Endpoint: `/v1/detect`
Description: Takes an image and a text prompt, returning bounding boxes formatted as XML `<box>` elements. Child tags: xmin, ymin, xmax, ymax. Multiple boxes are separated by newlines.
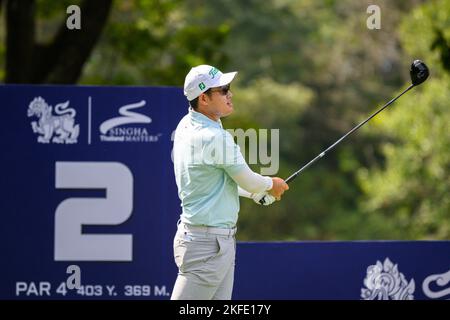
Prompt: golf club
<box><xmin>261</xmin><ymin>59</ymin><xmax>429</xmax><ymax>204</ymax></box>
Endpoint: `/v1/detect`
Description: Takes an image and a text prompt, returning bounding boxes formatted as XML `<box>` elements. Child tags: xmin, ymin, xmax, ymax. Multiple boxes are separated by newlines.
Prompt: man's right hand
<box><xmin>269</xmin><ymin>177</ymin><xmax>289</xmax><ymax>200</ymax></box>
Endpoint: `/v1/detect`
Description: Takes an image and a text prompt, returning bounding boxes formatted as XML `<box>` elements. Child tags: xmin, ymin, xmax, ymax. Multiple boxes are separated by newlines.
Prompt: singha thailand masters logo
<box><xmin>27</xmin><ymin>97</ymin><xmax>80</xmax><ymax>144</ymax></box>
<box><xmin>99</xmin><ymin>100</ymin><xmax>161</xmax><ymax>143</ymax></box>
<box><xmin>361</xmin><ymin>257</ymin><xmax>415</xmax><ymax>300</ymax></box>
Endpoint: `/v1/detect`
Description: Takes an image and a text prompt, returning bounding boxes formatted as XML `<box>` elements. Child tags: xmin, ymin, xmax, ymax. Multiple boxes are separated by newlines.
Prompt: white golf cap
<box><xmin>184</xmin><ymin>65</ymin><xmax>237</xmax><ymax>101</ymax></box>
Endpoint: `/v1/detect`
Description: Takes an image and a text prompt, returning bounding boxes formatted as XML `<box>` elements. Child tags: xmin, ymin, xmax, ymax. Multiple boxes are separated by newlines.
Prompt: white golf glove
<box><xmin>251</xmin><ymin>192</ymin><xmax>276</xmax><ymax>206</ymax></box>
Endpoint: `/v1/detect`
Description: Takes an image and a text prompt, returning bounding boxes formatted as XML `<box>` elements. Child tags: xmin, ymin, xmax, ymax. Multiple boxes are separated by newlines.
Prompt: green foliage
<box><xmin>225</xmin><ymin>77</ymin><xmax>314</xmax><ymax>129</ymax></box>
<box><xmin>357</xmin><ymin>77</ymin><xmax>450</xmax><ymax>238</ymax></box>
<box><xmin>355</xmin><ymin>0</ymin><xmax>450</xmax><ymax>239</ymax></box>
<box><xmin>2</xmin><ymin>0</ymin><xmax>447</xmax><ymax>240</ymax></box>
<box><xmin>227</xmin><ymin>78</ymin><xmax>312</xmax><ymax>165</ymax></box>
<box><xmin>400</xmin><ymin>0</ymin><xmax>450</xmax><ymax>74</ymax></box>
<box><xmin>0</xmin><ymin>19</ymin><xmax>4</xmax><ymax>80</ymax></box>
<box><xmin>35</xmin><ymin>0</ymin><xmax>81</xmax><ymax>17</ymax></box>
<box><xmin>34</xmin><ymin>0</ymin><xmax>82</xmax><ymax>43</ymax></box>
<box><xmin>80</xmin><ymin>0</ymin><xmax>229</xmax><ymax>85</ymax></box>
<box><xmin>209</xmin><ymin>0</ymin><xmax>422</xmax><ymax>240</ymax></box>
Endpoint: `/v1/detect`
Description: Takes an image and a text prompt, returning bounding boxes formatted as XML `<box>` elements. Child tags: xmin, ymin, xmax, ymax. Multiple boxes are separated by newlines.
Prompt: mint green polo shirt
<box><xmin>173</xmin><ymin>108</ymin><xmax>246</xmax><ymax>228</ymax></box>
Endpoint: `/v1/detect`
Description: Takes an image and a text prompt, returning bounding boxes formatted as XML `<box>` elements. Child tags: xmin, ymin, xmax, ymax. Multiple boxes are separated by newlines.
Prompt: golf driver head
<box><xmin>410</xmin><ymin>60</ymin><xmax>429</xmax><ymax>86</ymax></box>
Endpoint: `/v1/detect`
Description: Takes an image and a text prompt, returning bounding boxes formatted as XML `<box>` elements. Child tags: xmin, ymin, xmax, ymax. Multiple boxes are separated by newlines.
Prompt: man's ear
<box><xmin>198</xmin><ymin>92</ymin><xmax>209</xmax><ymax>106</ymax></box>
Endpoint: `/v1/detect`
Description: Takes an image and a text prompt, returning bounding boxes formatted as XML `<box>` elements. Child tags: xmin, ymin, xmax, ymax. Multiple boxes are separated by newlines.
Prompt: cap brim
<box><xmin>218</xmin><ymin>71</ymin><xmax>237</xmax><ymax>86</ymax></box>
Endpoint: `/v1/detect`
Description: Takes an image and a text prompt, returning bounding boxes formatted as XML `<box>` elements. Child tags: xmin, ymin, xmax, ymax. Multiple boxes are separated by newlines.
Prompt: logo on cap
<box><xmin>209</xmin><ymin>67</ymin><xmax>219</xmax><ymax>79</ymax></box>
<box><xmin>198</xmin><ymin>82</ymin><xmax>206</xmax><ymax>90</ymax></box>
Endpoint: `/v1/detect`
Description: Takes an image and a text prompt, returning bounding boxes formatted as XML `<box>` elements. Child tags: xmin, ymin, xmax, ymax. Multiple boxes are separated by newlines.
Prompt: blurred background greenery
<box><xmin>1</xmin><ymin>0</ymin><xmax>448</xmax><ymax>240</ymax></box>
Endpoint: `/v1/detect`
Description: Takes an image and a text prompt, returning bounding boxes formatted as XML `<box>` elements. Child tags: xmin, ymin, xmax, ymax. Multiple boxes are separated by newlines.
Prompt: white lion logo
<box><xmin>361</xmin><ymin>257</ymin><xmax>415</xmax><ymax>300</ymax></box>
<box><xmin>27</xmin><ymin>97</ymin><xmax>80</xmax><ymax>144</ymax></box>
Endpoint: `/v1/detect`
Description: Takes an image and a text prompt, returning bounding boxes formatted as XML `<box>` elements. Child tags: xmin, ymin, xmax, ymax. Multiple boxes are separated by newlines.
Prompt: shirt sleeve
<box><xmin>207</xmin><ymin>130</ymin><xmax>273</xmax><ymax>194</ymax></box>
<box><xmin>228</xmin><ymin>163</ymin><xmax>273</xmax><ymax>194</ymax></box>
<box><xmin>238</xmin><ymin>186</ymin><xmax>252</xmax><ymax>198</ymax></box>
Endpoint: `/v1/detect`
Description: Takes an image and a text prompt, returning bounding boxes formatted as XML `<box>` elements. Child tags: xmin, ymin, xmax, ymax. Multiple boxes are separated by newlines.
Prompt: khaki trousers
<box><xmin>170</xmin><ymin>222</ymin><xmax>236</xmax><ymax>300</ymax></box>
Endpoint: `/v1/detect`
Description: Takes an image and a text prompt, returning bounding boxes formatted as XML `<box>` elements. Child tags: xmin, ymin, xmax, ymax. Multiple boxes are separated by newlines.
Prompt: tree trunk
<box><xmin>5</xmin><ymin>0</ymin><xmax>36</xmax><ymax>83</ymax></box>
<box><xmin>5</xmin><ymin>0</ymin><xmax>113</xmax><ymax>84</ymax></box>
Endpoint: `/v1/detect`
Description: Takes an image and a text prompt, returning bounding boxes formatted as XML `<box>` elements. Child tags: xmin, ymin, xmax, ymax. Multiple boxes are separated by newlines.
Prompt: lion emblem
<box><xmin>27</xmin><ymin>97</ymin><xmax>80</xmax><ymax>144</ymax></box>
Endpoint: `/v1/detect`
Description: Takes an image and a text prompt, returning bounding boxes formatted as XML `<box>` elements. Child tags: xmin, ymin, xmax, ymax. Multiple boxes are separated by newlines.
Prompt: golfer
<box><xmin>170</xmin><ymin>65</ymin><xmax>289</xmax><ymax>300</ymax></box>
